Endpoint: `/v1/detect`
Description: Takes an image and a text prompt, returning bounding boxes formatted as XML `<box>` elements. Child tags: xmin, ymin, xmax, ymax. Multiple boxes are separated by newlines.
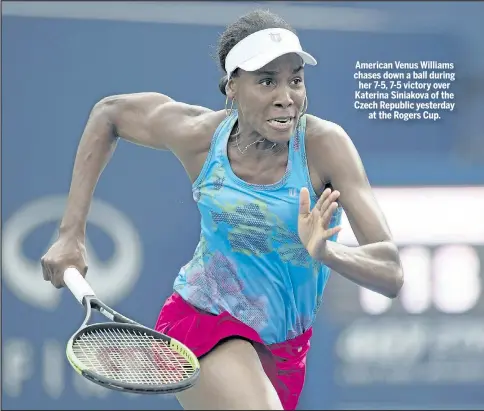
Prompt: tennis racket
<box><xmin>63</xmin><ymin>267</ymin><xmax>200</xmax><ymax>394</ymax></box>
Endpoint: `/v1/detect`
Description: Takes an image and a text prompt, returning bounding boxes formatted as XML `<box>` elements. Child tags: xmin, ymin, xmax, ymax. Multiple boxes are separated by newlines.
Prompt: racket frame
<box><xmin>66</xmin><ymin>320</ymin><xmax>200</xmax><ymax>394</ymax></box>
<box><xmin>63</xmin><ymin>269</ymin><xmax>200</xmax><ymax>394</ymax></box>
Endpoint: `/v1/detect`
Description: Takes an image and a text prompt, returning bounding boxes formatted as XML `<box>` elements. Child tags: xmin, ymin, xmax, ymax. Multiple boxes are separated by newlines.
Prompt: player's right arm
<box><xmin>41</xmin><ymin>92</ymin><xmax>212</xmax><ymax>288</ymax></box>
<box><xmin>99</xmin><ymin>92</ymin><xmax>213</xmax><ymax>151</ymax></box>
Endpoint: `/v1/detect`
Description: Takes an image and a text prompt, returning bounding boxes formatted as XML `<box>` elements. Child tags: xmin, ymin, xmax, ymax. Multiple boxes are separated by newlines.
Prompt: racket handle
<box><xmin>63</xmin><ymin>267</ymin><xmax>96</xmax><ymax>304</ymax></box>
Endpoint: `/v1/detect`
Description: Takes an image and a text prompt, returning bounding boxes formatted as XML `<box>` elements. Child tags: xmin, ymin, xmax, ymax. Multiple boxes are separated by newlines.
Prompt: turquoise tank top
<box><xmin>173</xmin><ymin>111</ymin><xmax>342</xmax><ymax>344</ymax></box>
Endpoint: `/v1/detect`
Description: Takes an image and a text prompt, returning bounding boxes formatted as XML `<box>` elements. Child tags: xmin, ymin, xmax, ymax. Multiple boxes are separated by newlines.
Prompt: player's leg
<box><xmin>175</xmin><ymin>338</ymin><xmax>283</xmax><ymax>410</ymax></box>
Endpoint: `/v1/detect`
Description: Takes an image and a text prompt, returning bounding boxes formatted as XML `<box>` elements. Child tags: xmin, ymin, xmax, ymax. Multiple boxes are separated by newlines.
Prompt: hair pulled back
<box><xmin>216</xmin><ymin>9</ymin><xmax>296</xmax><ymax>96</ymax></box>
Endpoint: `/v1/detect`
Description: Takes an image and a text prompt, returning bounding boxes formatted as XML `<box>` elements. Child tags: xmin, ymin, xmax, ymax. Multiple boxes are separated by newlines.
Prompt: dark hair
<box><xmin>216</xmin><ymin>9</ymin><xmax>296</xmax><ymax>96</ymax></box>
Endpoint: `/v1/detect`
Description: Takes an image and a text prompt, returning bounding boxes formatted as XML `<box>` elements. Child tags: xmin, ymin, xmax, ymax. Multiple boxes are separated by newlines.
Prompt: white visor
<box><xmin>225</xmin><ymin>28</ymin><xmax>317</xmax><ymax>79</ymax></box>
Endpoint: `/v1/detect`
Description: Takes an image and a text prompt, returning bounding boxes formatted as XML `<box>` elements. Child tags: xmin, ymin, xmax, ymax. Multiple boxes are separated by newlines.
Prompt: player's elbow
<box><xmin>387</xmin><ymin>264</ymin><xmax>404</xmax><ymax>299</ymax></box>
<box><xmin>382</xmin><ymin>242</ymin><xmax>404</xmax><ymax>299</ymax></box>
<box><xmin>386</xmin><ymin>253</ymin><xmax>404</xmax><ymax>299</ymax></box>
<box><xmin>91</xmin><ymin>95</ymin><xmax>131</xmax><ymax>136</ymax></box>
<box><xmin>93</xmin><ymin>95</ymin><xmax>123</xmax><ymax>120</ymax></box>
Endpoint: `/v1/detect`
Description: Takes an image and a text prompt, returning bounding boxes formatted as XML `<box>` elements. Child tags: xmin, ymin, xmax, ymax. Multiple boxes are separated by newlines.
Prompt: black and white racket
<box><xmin>63</xmin><ymin>267</ymin><xmax>200</xmax><ymax>394</ymax></box>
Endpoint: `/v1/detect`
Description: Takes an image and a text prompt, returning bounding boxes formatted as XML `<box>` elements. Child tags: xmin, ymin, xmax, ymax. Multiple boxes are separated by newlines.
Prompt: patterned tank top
<box><xmin>173</xmin><ymin>111</ymin><xmax>342</xmax><ymax>344</ymax></box>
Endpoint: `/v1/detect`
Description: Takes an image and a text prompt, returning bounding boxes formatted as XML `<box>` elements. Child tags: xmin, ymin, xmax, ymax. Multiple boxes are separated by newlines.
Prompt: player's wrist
<box><xmin>315</xmin><ymin>240</ymin><xmax>332</xmax><ymax>263</ymax></box>
<box><xmin>58</xmin><ymin>223</ymin><xmax>86</xmax><ymax>242</ymax></box>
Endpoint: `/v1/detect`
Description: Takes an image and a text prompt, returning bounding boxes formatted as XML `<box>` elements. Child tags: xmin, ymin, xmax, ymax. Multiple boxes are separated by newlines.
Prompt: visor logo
<box><xmin>269</xmin><ymin>33</ymin><xmax>282</xmax><ymax>42</ymax></box>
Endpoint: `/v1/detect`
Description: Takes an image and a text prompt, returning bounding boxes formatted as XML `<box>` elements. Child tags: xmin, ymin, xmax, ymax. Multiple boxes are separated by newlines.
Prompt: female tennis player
<box><xmin>41</xmin><ymin>9</ymin><xmax>404</xmax><ymax>410</ymax></box>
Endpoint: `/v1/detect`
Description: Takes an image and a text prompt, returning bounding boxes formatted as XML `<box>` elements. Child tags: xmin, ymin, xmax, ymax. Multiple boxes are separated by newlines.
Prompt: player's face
<box><xmin>228</xmin><ymin>54</ymin><xmax>306</xmax><ymax>144</ymax></box>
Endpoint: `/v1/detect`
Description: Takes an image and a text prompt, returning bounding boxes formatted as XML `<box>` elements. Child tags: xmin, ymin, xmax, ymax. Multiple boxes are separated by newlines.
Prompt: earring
<box><xmin>225</xmin><ymin>96</ymin><xmax>235</xmax><ymax>117</ymax></box>
<box><xmin>300</xmin><ymin>95</ymin><xmax>308</xmax><ymax>117</ymax></box>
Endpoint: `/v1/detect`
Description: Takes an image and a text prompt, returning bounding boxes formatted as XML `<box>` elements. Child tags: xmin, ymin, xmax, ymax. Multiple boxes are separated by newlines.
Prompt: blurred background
<box><xmin>2</xmin><ymin>1</ymin><xmax>484</xmax><ymax>409</ymax></box>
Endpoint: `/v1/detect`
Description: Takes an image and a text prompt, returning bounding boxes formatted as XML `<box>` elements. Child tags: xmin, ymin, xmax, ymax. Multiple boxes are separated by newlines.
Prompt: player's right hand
<box><xmin>40</xmin><ymin>235</ymin><xmax>88</xmax><ymax>289</ymax></box>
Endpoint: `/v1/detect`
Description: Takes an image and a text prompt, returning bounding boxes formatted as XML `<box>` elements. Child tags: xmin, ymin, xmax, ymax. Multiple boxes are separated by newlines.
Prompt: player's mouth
<box><xmin>267</xmin><ymin>117</ymin><xmax>294</xmax><ymax>131</ymax></box>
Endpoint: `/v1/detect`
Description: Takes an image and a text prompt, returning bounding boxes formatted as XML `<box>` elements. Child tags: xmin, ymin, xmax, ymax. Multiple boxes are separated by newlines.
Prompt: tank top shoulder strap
<box><xmin>193</xmin><ymin>111</ymin><xmax>237</xmax><ymax>189</ymax></box>
<box><xmin>288</xmin><ymin>114</ymin><xmax>319</xmax><ymax>200</ymax></box>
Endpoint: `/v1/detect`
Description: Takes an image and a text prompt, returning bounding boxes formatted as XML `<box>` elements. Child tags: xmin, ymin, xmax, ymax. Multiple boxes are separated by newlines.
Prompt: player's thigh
<box><xmin>175</xmin><ymin>338</ymin><xmax>283</xmax><ymax>410</ymax></box>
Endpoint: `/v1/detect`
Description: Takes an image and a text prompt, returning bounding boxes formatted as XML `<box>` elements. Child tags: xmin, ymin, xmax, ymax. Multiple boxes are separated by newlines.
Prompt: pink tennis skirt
<box><xmin>154</xmin><ymin>292</ymin><xmax>312</xmax><ymax>410</ymax></box>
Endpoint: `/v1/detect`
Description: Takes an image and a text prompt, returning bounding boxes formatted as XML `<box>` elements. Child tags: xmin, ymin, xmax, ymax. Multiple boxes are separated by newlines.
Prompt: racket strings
<box><xmin>72</xmin><ymin>327</ymin><xmax>195</xmax><ymax>386</ymax></box>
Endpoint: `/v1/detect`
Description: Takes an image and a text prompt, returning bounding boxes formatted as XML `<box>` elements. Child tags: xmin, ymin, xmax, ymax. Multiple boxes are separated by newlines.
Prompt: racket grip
<box><xmin>63</xmin><ymin>267</ymin><xmax>96</xmax><ymax>304</ymax></box>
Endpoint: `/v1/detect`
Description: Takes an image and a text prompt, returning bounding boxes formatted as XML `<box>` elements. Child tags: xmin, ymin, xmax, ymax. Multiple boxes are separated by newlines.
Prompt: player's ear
<box><xmin>226</xmin><ymin>76</ymin><xmax>238</xmax><ymax>100</ymax></box>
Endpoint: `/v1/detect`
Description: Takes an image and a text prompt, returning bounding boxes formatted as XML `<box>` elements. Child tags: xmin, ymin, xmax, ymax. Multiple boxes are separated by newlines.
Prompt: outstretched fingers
<box><xmin>298</xmin><ymin>187</ymin><xmax>311</xmax><ymax>216</ymax></box>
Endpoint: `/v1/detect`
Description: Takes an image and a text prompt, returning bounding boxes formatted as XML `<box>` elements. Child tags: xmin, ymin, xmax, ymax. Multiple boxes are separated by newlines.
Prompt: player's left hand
<box><xmin>298</xmin><ymin>187</ymin><xmax>342</xmax><ymax>261</ymax></box>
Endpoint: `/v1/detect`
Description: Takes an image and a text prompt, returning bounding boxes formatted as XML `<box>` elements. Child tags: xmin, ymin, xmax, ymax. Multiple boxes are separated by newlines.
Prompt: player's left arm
<box><xmin>308</xmin><ymin>117</ymin><xmax>404</xmax><ymax>298</ymax></box>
